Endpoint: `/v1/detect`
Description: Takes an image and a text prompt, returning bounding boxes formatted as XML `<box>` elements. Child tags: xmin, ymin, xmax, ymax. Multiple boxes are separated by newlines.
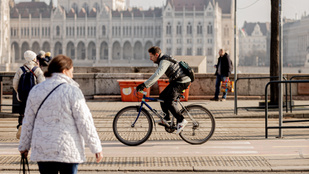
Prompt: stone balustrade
<box><xmin>1</xmin><ymin>72</ymin><xmax>308</xmax><ymax>97</ymax></box>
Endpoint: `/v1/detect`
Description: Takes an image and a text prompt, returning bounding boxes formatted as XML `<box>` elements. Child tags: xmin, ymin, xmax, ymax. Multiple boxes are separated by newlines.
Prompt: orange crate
<box><xmin>117</xmin><ymin>80</ymin><xmax>150</xmax><ymax>102</ymax></box>
<box><xmin>157</xmin><ymin>79</ymin><xmax>190</xmax><ymax>101</ymax></box>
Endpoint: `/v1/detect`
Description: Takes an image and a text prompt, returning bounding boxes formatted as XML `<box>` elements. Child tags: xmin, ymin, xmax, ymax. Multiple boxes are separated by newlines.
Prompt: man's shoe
<box><xmin>176</xmin><ymin>119</ymin><xmax>188</xmax><ymax>135</ymax></box>
<box><xmin>210</xmin><ymin>97</ymin><xmax>219</xmax><ymax>101</ymax></box>
<box><xmin>221</xmin><ymin>98</ymin><xmax>226</xmax><ymax>102</ymax></box>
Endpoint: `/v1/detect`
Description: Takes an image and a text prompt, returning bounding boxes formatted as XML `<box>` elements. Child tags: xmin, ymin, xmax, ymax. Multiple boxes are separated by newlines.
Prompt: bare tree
<box><xmin>270</xmin><ymin>0</ymin><xmax>279</xmax><ymax>104</ymax></box>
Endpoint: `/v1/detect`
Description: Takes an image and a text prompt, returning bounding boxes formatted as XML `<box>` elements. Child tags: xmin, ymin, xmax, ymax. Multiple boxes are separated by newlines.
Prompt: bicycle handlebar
<box><xmin>138</xmin><ymin>91</ymin><xmax>147</xmax><ymax>95</ymax></box>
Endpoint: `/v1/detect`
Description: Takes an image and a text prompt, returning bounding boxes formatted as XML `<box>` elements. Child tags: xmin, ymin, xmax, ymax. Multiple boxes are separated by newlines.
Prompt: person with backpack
<box><xmin>210</xmin><ymin>49</ymin><xmax>233</xmax><ymax>102</ymax></box>
<box><xmin>135</xmin><ymin>46</ymin><xmax>192</xmax><ymax>135</ymax></box>
<box><xmin>13</xmin><ymin>50</ymin><xmax>45</xmax><ymax>132</ymax></box>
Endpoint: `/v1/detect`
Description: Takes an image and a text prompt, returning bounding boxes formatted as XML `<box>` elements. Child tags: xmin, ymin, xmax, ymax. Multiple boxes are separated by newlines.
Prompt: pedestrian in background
<box><xmin>18</xmin><ymin>55</ymin><xmax>103</xmax><ymax>174</ymax></box>
<box><xmin>36</xmin><ymin>50</ymin><xmax>49</xmax><ymax>68</ymax></box>
<box><xmin>45</xmin><ymin>52</ymin><xmax>52</xmax><ymax>63</ymax></box>
<box><xmin>13</xmin><ymin>50</ymin><xmax>45</xmax><ymax>132</ymax></box>
<box><xmin>210</xmin><ymin>49</ymin><xmax>233</xmax><ymax>101</ymax></box>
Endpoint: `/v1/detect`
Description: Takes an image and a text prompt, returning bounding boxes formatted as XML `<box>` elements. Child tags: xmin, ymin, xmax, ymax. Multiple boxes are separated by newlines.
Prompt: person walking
<box><xmin>45</xmin><ymin>52</ymin><xmax>52</xmax><ymax>63</ymax></box>
<box><xmin>210</xmin><ymin>49</ymin><xmax>233</xmax><ymax>101</ymax></box>
<box><xmin>36</xmin><ymin>50</ymin><xmax>49</xmax><ymax>68</ymax></box>
<box><xmin>13</xmin><ymin>50</ymin><xmax>45</xmax><ymax>132</ymax></box>
<box><xmin>135</xmin><ymin>46</ymin><xmax>191</xmax><ymax>135</ymax></box>
<box><xmin>18</xmin><ymin>55</ymin><xmax>103</xmax><ymax>174</ymax></box>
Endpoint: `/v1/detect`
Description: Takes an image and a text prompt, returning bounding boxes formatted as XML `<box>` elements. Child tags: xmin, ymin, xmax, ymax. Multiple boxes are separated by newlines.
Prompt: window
<box><xmin>176</xmin><ymin>48</ymin><xmax>182</xmax><ymax>55</ymax></box>
<box><xmin>176</xmin><ymin>22</ymin><xmax>182</xmax><ymax>35</ymax></box>
<box><xmin>197</xmin><ymin>22</ymin><xmax>202</xmax><ymax>35</ymax></box>
<box><xmin>166</xmin><ymin>22</ymin><xmax>172</xmax><ymax>35</ymax></box>
<box><xmin>207</xmin><ymin>48</ymin><xmax>212</xmax><ymax>55</ymax></box>
<box><xmin>197</xmin><ymin>48</ymin><xmax>203</xmax><ymax>55</ymax></box>
<box><xmin>187</xmin><ymin>22</ymin><xmax>192</xmax><ymax>35</ymax></box>
<box><xmin>224</xmin><ymin>26</ymin><xmax>229</xmax><ymax>37</ymax></box>
<box><xmin>187</xmin><ymin>48</ymin><xmax>192</xmax><ymax>55</ymax></box>
<box><xmin>56</xmin><ymin>26</ymin><xmax>60</xmax><ymax>36</ymax></box>
<box><xmin>207</xmin><ymin>22</ymin><xmax>213</xmax><ymax>34</ymax></box>
<box><xmin>166</xmin><ymin>48</ymin><xmax>172</xmax><ymax>55</ymax></box>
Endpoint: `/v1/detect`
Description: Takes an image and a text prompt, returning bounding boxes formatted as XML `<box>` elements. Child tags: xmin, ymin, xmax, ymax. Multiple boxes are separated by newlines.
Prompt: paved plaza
<box><xmin>0</xmin><ymin>99</ymin><xmax>308</xmax><ymax>173</ymax></box>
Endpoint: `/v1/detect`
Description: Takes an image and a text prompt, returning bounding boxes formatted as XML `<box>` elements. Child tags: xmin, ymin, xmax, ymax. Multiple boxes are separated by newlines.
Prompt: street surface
<box><xmin>0</xmin><ymin>99</ymin><xmax>308</xmax><ymax>173</ymax></box>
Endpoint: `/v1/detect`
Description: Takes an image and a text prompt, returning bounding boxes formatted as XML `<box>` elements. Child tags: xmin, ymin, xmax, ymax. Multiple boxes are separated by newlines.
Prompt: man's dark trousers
<box><xmin>215</xmin><ymin>74</ymin><xmax>227</xmax><ymax>99</ymax></box>
<box><xmin>159</xmin><ymin>81</ymin><xmax>190</xmax><ymax>123</ymax></box>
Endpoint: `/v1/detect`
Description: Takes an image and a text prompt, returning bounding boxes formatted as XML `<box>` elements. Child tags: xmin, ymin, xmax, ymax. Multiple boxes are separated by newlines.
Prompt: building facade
<box><xmin>283</xmin><ymin>15</ymin><xmax>309</xmax><ymax>67</ymax></box>
<box><xmin>238</xmin><ymin>22</ymin><xmax>270</xmax><ymax>66</ymax></box>
<box><xmin>0</xmin><ymin>0</ymin><xmax>10</xmax><ymax>65</ymax></box>
<box><xmin>9</xmin><ymin>0</ymin><xmax>235</xmax><ymax>71</ymax></box>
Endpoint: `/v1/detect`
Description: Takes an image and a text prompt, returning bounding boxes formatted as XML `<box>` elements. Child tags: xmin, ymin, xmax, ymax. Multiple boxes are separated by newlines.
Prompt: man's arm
<box><xmin>227</xmin><ymin>54</ymin><xmax>233</xmax><ymax>77</ymax></box>
<box><xmin>144</xmin><ymin>60</ymin><xmax>170</xmax><ymax>88</ymax></box>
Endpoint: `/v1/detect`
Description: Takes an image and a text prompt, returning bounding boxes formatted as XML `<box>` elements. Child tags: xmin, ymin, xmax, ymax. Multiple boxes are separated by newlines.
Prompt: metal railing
<box><xmin>234</xmin><ymin>76</ymin><xmax>288</xmax><ymax>115</ymax></box>
<box><xmin>265</xmin><ymin>80</ymin><xmax>309</xmax><ymax>138</ymax></box>
<box><xmin>289</xmin><ymin>75</ymin><xmax>309</xmax><ymax>113</ymax></box>
<box><xmin>0</xmin><ymin>75</ymin><xmax>17</xmax><ymax>112</ymax></box>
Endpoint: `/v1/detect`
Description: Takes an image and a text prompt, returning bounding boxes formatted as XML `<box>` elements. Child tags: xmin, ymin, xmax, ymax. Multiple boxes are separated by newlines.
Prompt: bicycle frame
<box><xmin>131</xmin><ymin>91</ymin><xmax>196</xmax><ymax>127</ymax></box>
<box><xmin>132</xmin><ymin>93</ymin><xmax>164</xmax><ymax>127</ymax></box>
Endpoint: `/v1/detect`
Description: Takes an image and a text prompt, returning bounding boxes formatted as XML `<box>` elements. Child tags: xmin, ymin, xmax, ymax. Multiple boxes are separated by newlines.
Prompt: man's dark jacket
<box><xmin>215</xmin><ymin>53</ymin><xmax>233</xmax><ymax>77</ymax></box>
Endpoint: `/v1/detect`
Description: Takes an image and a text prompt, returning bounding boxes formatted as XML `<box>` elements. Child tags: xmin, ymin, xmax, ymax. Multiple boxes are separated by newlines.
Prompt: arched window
<box><xmin>56</xmin><ymin>26</ymin><xmax>60</xmax><ymax>36</ymax></box>
<box><xmin>102</xmin><ymin>25</ymin><xmax>106</xmax><ymax>35</ymax></box>
<box><xmin>197</xmin><ymin>22</ymin><xmax>203</xmax><ymax>35</ymax></box>
<box><xmin>224</xmin><ymin>25</ymin><xmax>229</xmax><ymax>37</ymax></box>
<box><xmin>187</xmin><ymin>22</ymin><xmax>192</xmax><ymax>35</ymax></box>
<box><xmin>176</xmin><ymin>22</ymin><xmax>182</xmax><ymax>35</ymax></box>
<box><xmin>207</xmin><ymin>22</ymin><xmax>213</xmax><ymax>34</ymax></box>
<box><xmin>166</xmin><ymin>22</ymin><xmax>172</xmax><ymax>35</ymax></box>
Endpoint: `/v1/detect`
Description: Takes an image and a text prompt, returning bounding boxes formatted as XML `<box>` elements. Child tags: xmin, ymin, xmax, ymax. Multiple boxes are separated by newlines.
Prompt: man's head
<box><xmin>38</xmin><ymin>50</ymin><xmax>46</xmax><ymax>58</ymax></box>
<box><xmin>45</xmin><ymin>52</ymin><xmax>51</xmax><ymax>57</ymax></box>
<box><xmin>219</xmin><ymin>49</ymin><xmax>225</xmax><ymax>57</ymax></box>
<box><xmin>148</xmin><ymin>46</ymin><xmax>161</xmax><ymax>63</ymax></box>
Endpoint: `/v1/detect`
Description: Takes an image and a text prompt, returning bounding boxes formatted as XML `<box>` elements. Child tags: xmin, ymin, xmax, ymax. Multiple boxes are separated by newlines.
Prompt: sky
<box><xmin>15</xmin><ymin>0</ymin><xmax>309</xmax><ymax>28</ymax></box>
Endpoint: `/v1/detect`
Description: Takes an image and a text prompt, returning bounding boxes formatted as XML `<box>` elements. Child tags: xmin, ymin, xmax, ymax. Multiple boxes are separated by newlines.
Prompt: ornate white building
<box><xmin>0</xmin><ymin>0</ymin><xmax>11</xmax><ymax>65</ymax></box>
<box><xmin>283</xmin><ymin>15</ymin><xmax>309</xmax><ymax>67</ymax></box>
<box><xmin>239</xmin><ymin>22</ymin><xmax>270</xmax><ymax>66</ymax></box>
<box><xmin>9</xmin><ymin>0</ymin><xmax>235</xmax><ymax>71</ymax></box>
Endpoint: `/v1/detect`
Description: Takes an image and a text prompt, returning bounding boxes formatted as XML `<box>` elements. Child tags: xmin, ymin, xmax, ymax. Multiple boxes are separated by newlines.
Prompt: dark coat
<box><xmin>215</xmin><ymin>53</ymin><xmax>233</xmax><ymax>77</ymax></box>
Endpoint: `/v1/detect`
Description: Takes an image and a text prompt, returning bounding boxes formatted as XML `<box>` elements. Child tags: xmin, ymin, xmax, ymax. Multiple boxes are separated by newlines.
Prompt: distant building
<box><xmin>283</xmin><ymin>15</ymin><xmax>309</xmax><ymax>67</ymax></box>
<box><xmin>238</xmin><ymin>21</ymin><xmax>270</xmax><ymax>66</ymax></box>
<box><xmin>0</xmin><ymin>0</ymin><xmax>11</xmax><ymax>65</ymax></box>
<box><xmin>8</xmin><ymin>0</ymin><xmax>236</xmax><ymax>72</ymax></box>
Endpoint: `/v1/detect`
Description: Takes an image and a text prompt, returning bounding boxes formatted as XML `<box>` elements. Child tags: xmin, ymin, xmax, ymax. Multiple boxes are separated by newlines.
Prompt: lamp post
<box><xmin>278</xmin><ymin>0</ymin><xmax>283</xmax><ymax>138</ymax></box>
<box><xmin>234</xmin><ymin>0</ymin><xmax>237</xmax><ymax>114</ymax></box>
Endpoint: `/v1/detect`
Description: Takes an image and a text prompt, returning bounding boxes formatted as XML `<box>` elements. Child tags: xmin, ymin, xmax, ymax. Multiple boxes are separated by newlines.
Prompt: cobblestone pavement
<box><xmin>0</xmin><ymin>99</ymin><xmax>308</xmax><ymax>172</ymax></box>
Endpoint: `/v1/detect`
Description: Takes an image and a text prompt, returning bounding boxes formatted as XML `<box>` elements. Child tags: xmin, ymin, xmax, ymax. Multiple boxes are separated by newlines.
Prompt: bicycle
<box><xmin>113</xmin><ymin>91</ymin><xmax>216</xmax><ymax>146</ymax></box>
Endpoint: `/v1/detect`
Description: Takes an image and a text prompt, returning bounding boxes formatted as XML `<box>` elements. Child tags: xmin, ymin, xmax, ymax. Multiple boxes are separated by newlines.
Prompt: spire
<box><xmin>49</xmin><ymin>0</ymin><xmax>54</xmax><ymax>8</ymax></box>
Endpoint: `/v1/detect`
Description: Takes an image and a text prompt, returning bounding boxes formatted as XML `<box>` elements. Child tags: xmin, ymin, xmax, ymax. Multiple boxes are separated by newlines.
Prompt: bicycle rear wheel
<box><xmin>113</xmin><ymin>106</ymin><xmax>153</xmax><ymax>146</ymax></box>
<box><xmin>179</xmin><ymin>105</ymin><xmax>215</xmax><ymax>145</ymax></box>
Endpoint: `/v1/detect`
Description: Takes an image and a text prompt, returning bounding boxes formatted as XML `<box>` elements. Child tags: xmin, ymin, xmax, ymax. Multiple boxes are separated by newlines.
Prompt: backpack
<box><xmin>17</xmin><ymin>66</ymin><xmax>38</xmax><ymax>102</ymax></box>
<box><xmin>162</xmin><ymin>55</ymin><xmax>195</xmax><ymax>82</ymax></box>
<box><xmin>179</xmin><ymin>61</ymin><xmax>195</xmax><ymax>82</ymax></box>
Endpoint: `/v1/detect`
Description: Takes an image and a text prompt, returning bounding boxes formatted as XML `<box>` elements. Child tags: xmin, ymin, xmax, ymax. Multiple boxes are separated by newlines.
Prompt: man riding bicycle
<box><xmin>136</xmin><ymin>46</ymin><xmax>191</xmax><ymax>135</ymax></box>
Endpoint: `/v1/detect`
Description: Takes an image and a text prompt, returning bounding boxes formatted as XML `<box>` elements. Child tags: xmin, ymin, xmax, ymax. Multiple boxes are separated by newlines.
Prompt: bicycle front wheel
<box><xmin>113</xmin><ymin>106</ymin><xmax>153</xmax><ymax>146</ymax></box>
<box><xmin>180</xmin><ymin>105</ymin><xmax>215</xmax><ymax>145</ymax></box>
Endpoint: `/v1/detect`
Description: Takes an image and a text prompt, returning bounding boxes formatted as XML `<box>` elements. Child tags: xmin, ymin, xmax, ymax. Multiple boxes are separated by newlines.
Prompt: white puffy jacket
<box><xmin>18</xmin><ymin>73</ymin><xmax>102</xmax><ymax>163</ymax></box>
